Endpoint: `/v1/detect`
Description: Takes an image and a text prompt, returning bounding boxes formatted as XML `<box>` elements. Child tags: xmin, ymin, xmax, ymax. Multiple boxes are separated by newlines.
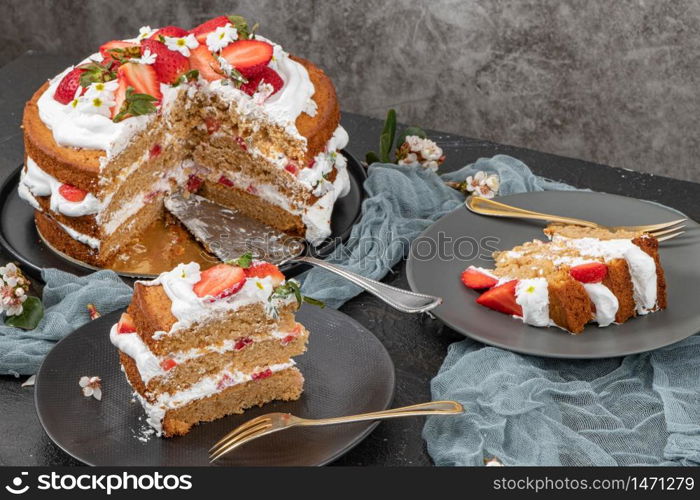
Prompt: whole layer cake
<box><xmin>111</xmin><ymin>256</ymin><xmax>310</xmax><ymax>437</ymax></box>
<box><xmin>460</xmin><ymin>224</ymin><xmax>667</xmax><ymax>333</ymax></box>
<box><xmin>20</xmin><ymin>15</ymin><xmax>349</xmax><ymax>267</ymax></box>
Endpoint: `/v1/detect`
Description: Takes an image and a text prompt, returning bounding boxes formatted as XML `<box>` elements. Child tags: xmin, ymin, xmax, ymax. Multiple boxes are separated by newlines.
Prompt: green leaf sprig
<box><xmin>365</xmin><ymin>109</ymin><xmax>428</xmax><ymax>166</ymax></box>
<box><xmin>112</xmin><ymin>87</ymin><xmax>158</xmax><ymax>123</ymax></box>
<box><xmin>226</xmin><ymin>252</ymin><xmax>254</xmax><ymax>269</ymax></box>
<box><xmin>78</xmin><ymin>62</ymin><xmax>116</xmax><ymax>88</ymax></box>
<box><xmin>270</xmin><ymin>280</ymin><xmax>325</xmax><ymax>308</ymax></box>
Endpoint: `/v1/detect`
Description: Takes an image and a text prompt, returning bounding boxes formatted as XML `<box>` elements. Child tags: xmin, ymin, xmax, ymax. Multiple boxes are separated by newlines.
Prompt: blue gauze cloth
<box><xmin>0</xmin><ymin>268</ymin><xmax>132</xmax><ymax>376</ymax></box>
<box><xmin>301</xmin><ymin>154</ymin><xmax>700</xmax><ymax>466</ymax></box>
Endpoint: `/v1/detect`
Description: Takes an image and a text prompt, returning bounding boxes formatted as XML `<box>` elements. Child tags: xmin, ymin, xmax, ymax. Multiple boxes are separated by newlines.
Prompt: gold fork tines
<box><xmin>208</xmin><ymin>400</ymin><xmax>464</xmax><ymax>462</ymax></box>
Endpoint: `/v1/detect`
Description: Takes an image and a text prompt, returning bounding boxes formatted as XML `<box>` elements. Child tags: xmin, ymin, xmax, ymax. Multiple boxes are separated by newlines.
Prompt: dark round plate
<box><xmin>407</xmin><ymin>191</ymin><xmax>700</xmax><ymax>359</ymax></box>
<box><xmin>0</xmin><ymin>150</ymin><xmax>366</xmax><ymax>281</ymax></box>
<box><xmin>34</xmin><ymin>304</ymin><xmax>394</xmax><ymax>466</ymax></box>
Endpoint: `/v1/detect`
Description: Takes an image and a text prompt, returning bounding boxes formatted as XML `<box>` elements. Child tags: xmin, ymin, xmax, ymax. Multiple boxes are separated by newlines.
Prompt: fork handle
<box><xmin>298</xmin><ymin>401</ymin><xmax>464</xmax><ymax>427</ymax></box>
<box><xmin>467</xmin><ymin>196</ymin><xmax>599</xmax><ymax>228</ymax></box>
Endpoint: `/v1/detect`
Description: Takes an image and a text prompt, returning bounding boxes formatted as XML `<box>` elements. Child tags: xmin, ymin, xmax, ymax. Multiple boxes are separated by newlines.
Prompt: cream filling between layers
<box><xmin>138</xmin><ymin>262</ymin><xmax>296</xmax><ymax>338</ymax></box>
<box><xmin>129</xmin><ymin>359</ymin><xmax>296</xmax><ymax>435</ymax></box>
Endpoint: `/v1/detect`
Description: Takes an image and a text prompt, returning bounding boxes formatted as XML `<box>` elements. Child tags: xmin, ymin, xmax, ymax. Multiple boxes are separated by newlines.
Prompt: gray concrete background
<box><xmin>3</xmin><ymin>0</ymin><xmax>699</xmax><ymax>181</ymax></box>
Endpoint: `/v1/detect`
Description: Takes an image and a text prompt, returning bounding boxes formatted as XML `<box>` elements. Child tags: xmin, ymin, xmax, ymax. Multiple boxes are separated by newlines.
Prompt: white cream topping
<box><xmin>303</xmin><ymin>165</ymin><xmax>351</xmax><ymax>245</ymax></box>
<box><xmin>514</xmin><ymin>278</ymin><xmax>551</xmax><ymax>327</ymax></box>
<box><xmin>21</xmin><ymin>157</ymin><xmax>103</xmax><ymax>217</ymax></box>
<box><xmin>583</xmin><ymin>282</ymin><xmax>619</xmax><ymax>327</ymax></box>
<box><xmin>55</xmin><ymin>220</ymin><xmax>100</xmax><ymax>249</ymax></box>
<box><xmin>132</xmin><ymin>360</ymin><xmax>295</xmax><ymax>435</ymax></box>
<box><xmin>138</xmin><ymin>262</ymin><xmax>294</xmax><ymax>337</ymax></box>
<box><xmin>554</xmin><ymin>236</ymin><xmax>658</xmax><ymax>314</ymax></box>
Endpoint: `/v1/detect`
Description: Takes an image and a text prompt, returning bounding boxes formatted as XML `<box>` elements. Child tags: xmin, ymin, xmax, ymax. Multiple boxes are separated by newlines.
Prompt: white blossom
<box><xmin>206</xmin><ymin>23</ymin><xmax>238</xmax><ymax>52</ymax></box>
<box><xmin>465</xmin><ymin>171</ymin><xmax>500</xmax><ymax>199</ymax></box>
<box><xmin>136</xmin><ymin>25</ymin><xmax>155</xmax><ymax>40</ymax></box>
<box><xmin>79</xmin><ymin>376</ymin><xmax>102</xmax><ymax>401</ymax></box>
<box><xmin>164</xmin><ymin>34</ymin><xmax>199</xmax><ymax>57</ymax></box>
<box><xmin>131</xmin><ymin>48</ymin><xmax>157</xmax><ymax>65</ymax></box>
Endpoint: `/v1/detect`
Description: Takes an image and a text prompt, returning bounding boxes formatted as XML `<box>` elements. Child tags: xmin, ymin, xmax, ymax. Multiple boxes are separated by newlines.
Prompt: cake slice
<box><xmin>460</xmin><ymin>224</ymin><xmax>667</xmax><ymax>334</ymax></box>
<box><xmin>110</xmin><ymin>256</ymin><xmax>314</xmax><ymax>436</ymax></box>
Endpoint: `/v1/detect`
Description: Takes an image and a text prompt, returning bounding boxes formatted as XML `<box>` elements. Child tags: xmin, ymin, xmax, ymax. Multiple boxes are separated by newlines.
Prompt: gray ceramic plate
<box><xmin>406</xmin><ymin>191</ymin><xmax>700</xmax><ymax>358</ymax></box>
<box><xmin>34</xmin><ymin>305</ymin><xmax>395</xmax><ymax>466</ymax></box>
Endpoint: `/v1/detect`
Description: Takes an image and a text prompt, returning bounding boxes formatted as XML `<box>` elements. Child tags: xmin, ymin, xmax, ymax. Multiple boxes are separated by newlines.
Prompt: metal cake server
<box><xmin>165</xmin><ymin>192</ymin><xmax>442</xmax><ymax>313</ymax></box>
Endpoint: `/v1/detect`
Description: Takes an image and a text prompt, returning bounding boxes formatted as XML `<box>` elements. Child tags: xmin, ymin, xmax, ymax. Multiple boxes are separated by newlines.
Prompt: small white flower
<box><xmin>164</xmin><ymin>34</ymin><xmax>199</xmax><ymax>57</ymax></box>
<box><xmin>206</xmin><ymin>23</ymin><xmax>238</xmax><ymax>52</ymax></box>
<box><xmin>398</xmin><ymin>152</ymin><xmax>419</xmax><ymax>166</ymax></box>
<box><xmin>83</xmin><ymin>80</ymin><xmax>118</xmax><ymax>98</ymax></box>
<box><xmin>14</xmin><ymin>288</ymin><xmax>24</xmax><ymax>297</ymax></box>
<box><xmin>5</xmin><ymin>304</ymin><xmax>22</xmax><ymax>316</ymax></box>
<box><xmin>131</xmin><ymin>48</ymin><xmax>157</xmax><ymax>65</ymax></box>
<box><xmin>5</xmin><ymin>276</ymin><xmax>17</xmax><ymax>287</ymax></box>
<box><xmin>216</xmin><ymin>55</ymin><xmax>234</xmax><ymax>76</ymax></box>
<box><xmin>75</xmin><ymin>94</ymin><xmax>115</xmax><ymax>117</ymax></box>
<box><xmin>79</xmin><ymin>376</ymin><xmax>102</xmax><ymax>400</ymax></box>
<box><xmin>137</xmin><ymin>25</ymin><xmax>155</xmax><ymax>40</ymax></box>
<box><xmin>406</xmin><ymin>135</ymin><xmax>424</xmax><ymax>152</ymax></box>
<box><xmin>465</xmin><ymin>170</ymin><xmax>500</xmax><ymax>199</ymax></box>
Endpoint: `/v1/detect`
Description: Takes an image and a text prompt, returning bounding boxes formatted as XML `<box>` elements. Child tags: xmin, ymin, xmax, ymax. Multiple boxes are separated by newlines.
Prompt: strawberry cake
<box><xmin>20</xmin><ymin>15</ymin><xmax>349</xmax><ymax>268</ymax></box>
<box><xmin>460</xmin><ymin>224</ymin><xmax>667</xmax><ymax>334</ymax></box>
<box><xmin>111</xmin><ymin>254</ymin><xmax>311</xmax><ymax>437</ymax></box>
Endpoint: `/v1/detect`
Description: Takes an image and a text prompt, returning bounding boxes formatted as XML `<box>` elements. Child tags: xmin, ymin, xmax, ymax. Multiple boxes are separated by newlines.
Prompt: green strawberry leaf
<box><xmin>226</xmin><ymin>252</ymin><xmax>253</xmax><ymax>269</ymax></box>
<box><xmin>379</xmin><ymin>109</ymin><xmax>397</xmax><ymax>163</ymax></box>
<box><xmin>4</xmin><ymin>296</ymin><xmax>44</xmax><ymax>330</ymax></box>
<box><xmin>78</xmin><ymin>62</ymin><xmax>116</xmax><ymax>88</ymax></box>
<box><xmin>112</xmin><ymin>87</ymin><xmax>158</xmax><ymax>122</ymax></box>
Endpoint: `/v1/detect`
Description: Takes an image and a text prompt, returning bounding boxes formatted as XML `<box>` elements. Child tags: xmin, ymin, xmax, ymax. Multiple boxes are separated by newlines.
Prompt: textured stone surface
<box><xmin>2</xmin><ymin>0</ymin><xmax>700</xmax><ymax>181</ymax></box>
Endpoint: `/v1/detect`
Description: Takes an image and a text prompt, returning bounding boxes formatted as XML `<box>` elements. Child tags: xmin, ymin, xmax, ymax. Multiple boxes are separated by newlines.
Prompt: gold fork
<box><xmin>466</xmin><ymin>196</ymin><xmax>686</xmax><ymax>242</ymax></box>
<box><xmin>209</xmin><ymin>400</ymin><xmax>463</xmax><ymax>462</ymax></box>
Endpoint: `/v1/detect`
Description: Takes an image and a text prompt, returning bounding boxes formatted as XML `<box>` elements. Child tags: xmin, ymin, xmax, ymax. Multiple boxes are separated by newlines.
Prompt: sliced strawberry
<box><xmin>244</xmin><ymin>262</ymin><xmax>285</xmax><ymax>286</ymax></box>
<box><xmin>58</xmin><ymin>184</ymin><xmax>88</xmax><ymax>202</ymax></box>
<box><xmin>280</xmin><ymin>335</ymin><xmax>296</xmax><ymax>346</ymax></box>
<box><xmin>186</xmin><ymin>174</ymin><xmax>203</xmax><ymax>192</ymax></box>
<box><xmin>570</xmin><ymin>262</ymin><xmax>608</xmax><ymax>283</ymax></box>
<box><xmin>150</xmin><ymin>25</ymin><xmax>188</xmax><ymax>39</ymax></box>
<box><xmin>216</xmin><ymin>373</ymin><xmax>233</xmax><ymax>390</ymax></box>
<box><xmin>140</xmin><ymin>39</ymin><xmax>190</xmax><ymax>84</ymax></box>
<box><xmin>149</xmin><ymin>144</ymin><xmax>162</xmax><ymax>158</ymax></box>
<box><xmin>218</xmin><ymin>175</ymin><xmax>234</xmax><ymax>187</ymax></box>
<box><xmin>234</xmin><ymin>337</ymin><xmax>253</xmax><ymax>351</ymax></box>
<box><xmin>234</xmin><ymin>136</ymin><xmax>247</xmax><ymax>150</ymax></box>
<box><xmin>220</xmin><ymin>40</ymin><xmax>273</xmax><ymax>78</ymax></box>
<box><xmin>190</xmin><ymin>15</ymin><xmax>230</xmax><ymax>43</ymax></box>
<box><xmin>204</xmin><ymin>116</ymin><xmax>220</xmax><ymax>134</ymax></box>
<box><xmin>53</xmin><ymin>68</ymin><xmax>85</xmax><ymax>104</ymax></box>
<box><xmin>160</xmin><ymin>358</ymin><xmax>177</xmax><ymax>371</ymax></box>
<box><xmin>246</xmin><ymin>185</ymin><xmax>257</xmax><ymax>194</ymax></box>
<box><xmin>118</xmin><ymin>62</ymin><xmax>162</xmax><ymax>101</ymax></box>
<box><xmin>240</xmin><ymin>66</ymin><xmax>284</xmax><ymax>96</ymax></box>
<box><xmin>116</xmin><ymin>313</ymin><xmax>136</xmax><ymax>334</ymax></box>
<box><xmin>251</xmin><ymin>368</ymin><xmax>273</xmax><ymax>381</ymax></box>
<box><xmin>476</xmin><ymin>280</ymin><xmax>523</xmax><ymax>317</ymax></box>
<box><xmin>460</xmin><ymin>266</ymin><xmax>498</xmax><ymax>290</ymax></box>
<box><xmin>110</xmin><ymin>76</ymin><xmax>128</xmax><ymax>119</ymax></box>
<box><xmin>188</xmin><ymin>44</ymin><xmax>223</xmax><ymax>82</ymax></box>
<box><xmin>99</xmin><ymin>40</ymin><xmax>140</xmax><ymax>67</ymax></box>
<box><xmin>284</xmin><ymin>164</ymin><xmax>299</xmax><ymax>176</ymax></box>
<box><xmin>193</xmin><ymin>263</ymin><xmax>246</xmax><ymax>299</ymax></box>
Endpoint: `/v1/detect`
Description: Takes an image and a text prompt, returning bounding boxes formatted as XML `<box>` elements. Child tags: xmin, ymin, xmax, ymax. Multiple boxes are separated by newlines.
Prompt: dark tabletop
<box><xmin>1</xmin><ymin>52</ymin><xmax>700</xmax><ymax>467</ymax></box>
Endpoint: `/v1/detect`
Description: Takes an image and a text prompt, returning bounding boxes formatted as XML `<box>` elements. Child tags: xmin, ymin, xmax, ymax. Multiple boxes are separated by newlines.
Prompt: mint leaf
<box><xmin>4</xmin><ymin>296</ymin><xmax>44</xmax><ymax>330</ymax></box>
<box><xmin>226</xmin><ymin>252</ymin><xmax>253</xmax><ymax>269</ymax></box>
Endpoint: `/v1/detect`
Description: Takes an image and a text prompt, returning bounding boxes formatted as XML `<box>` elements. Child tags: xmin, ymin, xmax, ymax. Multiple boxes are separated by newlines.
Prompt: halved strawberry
<box><xmin>570</xmin><ymin>262</ymin><xmax>607</xmax><ymax>283</ymax></box>
<box><xmin>460</xmin><ymin>266</ymin><xmax>498</xmax><ymax>290</ymax></box>
<box><xmin>218</xmin><ymin>175</ymin><xmax>234</xmax><ymax>187</ymax></box>
<box><xmin>186</xmin><ymin>174</ymin><xmax>203</xmax><ymax>192</ymax></box>
<box><xmin>160</xmin><ymin>358</ymin><xmax>177</xmax><ymax>371</ymax></box>
<box><xmin>53</xmin><ymin>68</ymin><xmax>85</xmax><ymax>104</ymax></box>
<box><xmin>476</xmin><ymin>280</ymin><xmax>523</xmax><ymax>317</ymax></box>
<box><xmin>116</xmin><ymin>313</ymin><xmax>136</xmax><ymax>334</ymax></box>
<box><xmin>140</xmin><ymin>39</ymin><xmax>190</xmax><ymax>84</ymax></box>
<box><xmin>110</xmin><ymin>76</ymin><xmax>128</xmax><ymax>119</ymax></box>
<box><xmin>188</xmin><ymin>44</ymin><xmax>223</xmax><ymax>82</ymax></box>
<box><xmin>284</xmin><ymin>164</ymin><xmax>298</xmax><ymax>176</ymax></box>
<box><xmin>240</xmin><ymin>67</ymin><xmax>284</xmax><ymax>96</ymax></box>
<box><xmin>190</xmin><ymin>15</ymin><xmax>230</xmax><ymax>43</ymax></box>
<box><xmin>118</xmin><ymin>62</ymin><xmax>162</xmax><ymax>101</ymax></box>
<box><xmin>251</xmin><ymin>368</ymin><xmax>273</xmax><ymax>381</ymax></box>
<box><xmin>99</xmin><ymin>40</ymin><xmax>140</xmax><ymax>67</ymax></box>
<box><xmin>234</xmin><ymin>337</ymin><xmax>253</xmax><ymax>351</ymax></box>
<box><xmin>204</xmin><ymin>116</ymin><xmax>220</xmax><ymax>134</ymax></box>
<box><xmin>220</xmin><ymin>40</ymin><xmax>273</xmax><ymax>78</ymax></box>
<box><xmin>244</xmin><ymin>262</ymin><xmax>285</xmax><ymax>286</ymax></box>
<box><xmin>193</xmin><ymin>263</ymin><xmax>246</xmax><ymax>299</ymax></box>
<box><xmin>58</xmin><ymin>184</ymin><xmax>88</xmax><ymax>202</ymax></box>
<box><xmin>150</xmin><ymin>25</ymin><xmax>188</xmax><ymax>39</ymax></box>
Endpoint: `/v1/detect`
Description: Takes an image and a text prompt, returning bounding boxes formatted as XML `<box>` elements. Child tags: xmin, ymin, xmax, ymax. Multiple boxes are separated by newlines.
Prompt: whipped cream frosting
<box><xmin>515</xmin><ymin>278</ymin><xmax>551</xmax><ymax>327</ymax></box>
<box><xmin>583</xmin><ymin>282</ymin><xmax>619</xmax><ymax>327</ymax></box>
<box><xmin>138</xmin><ymin>262</ymin><xmax>295</xmax><ymax>337</ymax></box>
<box><xmin>20</xmin><ymin>157</ymin><xmax>102</xmax><ymax>217</ymax></box>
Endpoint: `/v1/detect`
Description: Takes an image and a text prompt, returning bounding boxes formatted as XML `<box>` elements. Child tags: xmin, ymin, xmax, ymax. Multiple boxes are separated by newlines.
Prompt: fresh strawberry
<box><xmin>118</xmin><ymin>62</ymin><xmax>162</xmax><ymax>101</ymax></box>
<box><xmin>251</xmin><ymin>368</ymin><xmax>273</xmax><ymax>381</ymax></box>
<box><xmin>193</xmin><ymin>263</ymin><xmax>246</xmax><ymax>299</ymax></box>
<box><xmin>240</xmin><ymin>67</ymin><xmax>283</xmax><ymax>96</ymax></box>
<box><xmin>116</xmin><ymin>313</ymin><xmax>136</xmax><ymax>334</ymax></box>
<box><xmin>186</xmin><ymin>174</ymin><xmax>203</xmax><ymax>192</ymax></box>
<box><xmin>234</xmin><ymin>337</ymin><xmax>253</xmax><ymax>351</ymax></box>
<box><xmin>284</xmin><ymin>164</ymin><xmax>298</xmax><ymax>175</ymax></box>
<box><xmin>460</xmin><ymin>266</ymin><xmax>498</xmax><ymax>290</ymax></box>
<box><xmin>476</xmin><ymin>280</ymin><xmax>523</xmax><ymax>317</ymax></box>
<box><xmin>220</xmin><ymin>40</ymin><xmax>273</xmax><ymax>78</ymax></box>
<box><xmin>570</xmin><ymin>262</ymin><xmax>608</xmax><ymax>283</ymax></box>
<box><xmin>53</xmin><ymin>68</ymin><xmax>85</xmax><ymax>104</ymax></box>
<box><xmin>244</xmin><ymin>262</ymin><xmax>285</xmax><ymax>286</ymax></box>
<box><xmin>160</xmin><ymin>358</ymin><xmax>177</xmax><ymax>371</ymax></box>
<box><xmin>140</xmin><ymin>39</ymin><xmax>190</xmax><ymax>84</ymax></box>
<box><xmin>188</xmin><ymin>44</ymin><xmax>223</xmax><ymax>82</ymax></box>
<box><xmin>149</xmin><ymin>144</ymin><xmax>162</xmax><ymax>158</ymax></box>
<box><xmin>234</xmin><ymin>136</ymin><xmax>247</xmax><ymax>150</ymax></box>
<box><xmin>280</xmin><ymin>335</ymin><xmax>296</xmax><ymax>346</ymax></box>
<box><xmin>58</xmin><ymin>184</ymin><xmax>88</xmax><ymax>202</ymax></box>
<box><xmin>110</xmin><ymin>76</ymin><xmax>128</xmax><ymax>118</ymax></box>
<box><xmin>150</xmin><ymin>25</ymin><xmax>188</xmax><ymax>39</ymax></box>
<box><xmin>218</xmin><ymin>175</ymin><xmax>234</xmax><ymax>187</ymax></box>
<box><xmin>204</xmin><ymin>116</ymin><xmax>220</xmax><ymax>134</ymax></box>
<box><xmin>99</xmin><ymin>40</ymin><xmax>140</xmax><ymax>67</ymax></box>
<box><xmin>190</xmin><ymin>15</ymin><xmax>230</xmax><ymax>43</ymax></box>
